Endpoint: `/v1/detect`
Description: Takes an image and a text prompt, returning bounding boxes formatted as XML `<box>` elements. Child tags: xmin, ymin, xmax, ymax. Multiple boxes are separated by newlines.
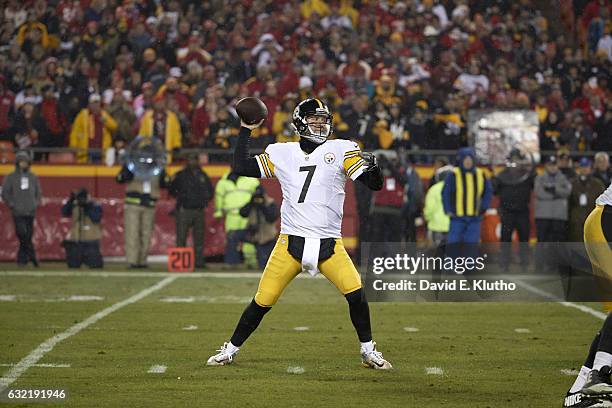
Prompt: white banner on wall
<box><xmin>468</xmin><ymin>110</ymin><xmax>540</xmax><ymax>165</ymax></box>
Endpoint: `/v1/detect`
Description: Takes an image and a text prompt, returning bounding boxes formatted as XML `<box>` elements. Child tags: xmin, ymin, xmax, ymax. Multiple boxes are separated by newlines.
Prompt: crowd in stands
<box><xmin>0</xmin><ymin>0</ymin><xmax>609</xmax><ymax>165</ymax></box>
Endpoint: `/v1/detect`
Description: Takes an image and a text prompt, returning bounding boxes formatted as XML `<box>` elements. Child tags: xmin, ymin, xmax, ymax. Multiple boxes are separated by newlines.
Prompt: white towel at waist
<box><xmin>301</xmin><ymin>237</ymin><xmax>321</xmax><ymax>276</ymax></box>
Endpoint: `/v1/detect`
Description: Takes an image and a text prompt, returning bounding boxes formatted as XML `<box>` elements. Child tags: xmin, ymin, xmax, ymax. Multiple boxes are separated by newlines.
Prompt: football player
<box><xmin>564</xmin><ymin>181</ymin><xmax>612</xmax><ymax>407</ymax></box>
<box><xmin>206</xmin><ymin>98</ymin><xmax>392</xmax><ymax>369</ymax></box>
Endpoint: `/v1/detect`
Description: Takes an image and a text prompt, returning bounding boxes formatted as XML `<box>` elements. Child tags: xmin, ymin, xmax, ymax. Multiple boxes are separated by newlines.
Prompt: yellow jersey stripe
<box><xmin>255</xmin><ymin>155</ymin><xmax>268</xmax><ymax>178</ymax></box>
<box><xmin>261</xmin><ymin>155</ymin><xmax>272</xmax><ymax>178</ymax></box>
<box><xmin>347</xmin><ymin>159</ymin><xmax>365</xmax><ymax>177</ymax></box>
<box><xmin>344</xmin><ymin>149</ymin><xmax>361</xmax><ymax>157</ymax></box>
<box><xmin>343</xmin><ymin>155</ymin><xmax>362</xmax><ymax>173</ymax></box>
<box><xmin>263</xmin><ymin>153</ymin><xmax>275</xmax><ymax>177</ymax></box>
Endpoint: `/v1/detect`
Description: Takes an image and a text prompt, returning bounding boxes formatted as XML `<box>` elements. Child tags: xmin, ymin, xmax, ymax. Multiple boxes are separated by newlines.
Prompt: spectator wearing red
<box><xmin>177</xmin><ymin>34</ymin><xmax>212</xmax><ymax>68</ymax></box>
<box><xmin>571</xmin><ymin>82</ymin><xmax>603</xmax><ymax>126</ymax></box>
<box><xmin>0</xmin><ymin>76</ymin><xmax>15</xmax><ymax>140</ymax></box>
<box><xmin>190</xmin><ymin>97</ymin><xmax>210</xmax><ymax>147</ymax></box>
<box><xmin>133</xmin><ymin>82</ymin><xmax>153</xmax><ymax>119</ymax></box>
<box><xmin>39</xmin><ymin>84</ymin><xmax>67</xmax><ymax>149</ymax></box>
<box><xmin>260</xmin><ymin>80</ymin><xmax>282</xmax><ymax>133</ymax></box>
<box><xmin>581</xmin><ymin>0</ymin><xmax>612</xmax><ymax>33</ymax></box>
<box><xmin>314</xmin><ymin>62</ymin><xmax>347</xmax><ymax>99</ymax></box>
<box><xmin>244</xmin><ymin>66</ymin><xmax>272</xmax><ymax>97</ymax></box>
<box><xmin>56</xmin><ymin>0</ymin><xmax>83</xmax><ymax>32</ymax></box>
<box><xmin>156</xmin><ymin>74</ymin><xmax>190</xmax><ymax>118</ymax></box>
<box><xmin>138</xmin><ymin>94</ymin><xmax>182</xmax><ymax>162</ymax></box>
<box><xmin>430</xmin><ymin>51</ymin><xmax>462</xmax><ymax>97</ymax></box>
<box><xmin>337</xmin><ymin>52</ymin><xmax>372</xmax><ymax>82</ymax></box>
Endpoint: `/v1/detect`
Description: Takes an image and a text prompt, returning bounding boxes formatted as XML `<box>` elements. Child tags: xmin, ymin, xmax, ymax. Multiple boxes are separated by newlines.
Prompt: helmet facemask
<box><xmin>292</xmin><ymin>99</ymin><xmax>334</xmax><ymax>144</ymax></box>
<box><xmin>301</xmin><ymin>114</ymin><xmax>332</xmax><ymax>144</ymax></box>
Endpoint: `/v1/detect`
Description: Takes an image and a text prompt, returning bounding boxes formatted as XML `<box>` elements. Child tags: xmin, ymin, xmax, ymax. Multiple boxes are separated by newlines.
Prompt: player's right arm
<box><xmin>232</xmin><ymin>120</ymin><xmax>275</xmax><ymax>179</ymax></box>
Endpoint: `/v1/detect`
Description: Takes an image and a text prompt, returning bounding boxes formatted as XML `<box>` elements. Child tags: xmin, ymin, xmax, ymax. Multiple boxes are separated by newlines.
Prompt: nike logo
<box><xmin>564</xmin><ymin>393</ymin><xmax>581</xmax><ymax>406</ymax></box>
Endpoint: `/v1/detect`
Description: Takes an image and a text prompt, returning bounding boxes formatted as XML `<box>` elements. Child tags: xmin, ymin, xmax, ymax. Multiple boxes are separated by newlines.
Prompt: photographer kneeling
<box><xmin>61</xmin><ymin>188</ymin><xmax>103</xmax><ymax>268</ymax></box>
<box><xmin>239</xmin><ymin>186</ymin><xmax>278</xmax><ymax>269</ymax></box>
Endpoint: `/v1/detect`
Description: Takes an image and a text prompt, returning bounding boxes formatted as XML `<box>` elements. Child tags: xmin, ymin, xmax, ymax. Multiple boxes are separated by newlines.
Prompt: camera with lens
<box><xmin>72</xmin><ymin>188</ymin><xmax>88</xmax><ymax>207</ymax></box>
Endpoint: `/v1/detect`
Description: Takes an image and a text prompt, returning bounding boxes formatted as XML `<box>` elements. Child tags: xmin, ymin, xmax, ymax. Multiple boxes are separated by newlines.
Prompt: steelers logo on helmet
<box><xmin>291</xmin><ymin>98</ymin><xmax>333</xmax><ymax>144</ymax></box>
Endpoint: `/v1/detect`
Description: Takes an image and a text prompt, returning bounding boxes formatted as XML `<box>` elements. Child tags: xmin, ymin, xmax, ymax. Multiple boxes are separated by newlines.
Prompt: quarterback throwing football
<box><xmin>207</xmin><ymin>98</ymin><xmax>392</xmax><ymax>369</ymax></box>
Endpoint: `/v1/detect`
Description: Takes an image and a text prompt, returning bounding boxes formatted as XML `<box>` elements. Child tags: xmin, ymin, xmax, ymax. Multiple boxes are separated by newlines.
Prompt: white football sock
<box><xmin>593</xmin><ymin>351</ymin><xmax>612</xmax><ymax>371</ymax></box>
<box><xmin>226</xmin><ymin>342</ymin><xmax>240</xmax><ymax>355</ymax></box>
<box><xmin>360</xmin><ymin>341</ymin><xmax>374</xmax><ymax>353</ymax></box>
<box><xmin>569</xmin><ymin>366</ymin><xmax>591</xmax><ymax>393</ymax></box>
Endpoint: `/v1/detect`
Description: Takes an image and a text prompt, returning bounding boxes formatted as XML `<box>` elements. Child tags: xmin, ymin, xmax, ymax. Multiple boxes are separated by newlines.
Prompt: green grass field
<box><xmin>0</xmin><ymin>266</ymin><xmax>605</xmax><ymax>407</ymax></box>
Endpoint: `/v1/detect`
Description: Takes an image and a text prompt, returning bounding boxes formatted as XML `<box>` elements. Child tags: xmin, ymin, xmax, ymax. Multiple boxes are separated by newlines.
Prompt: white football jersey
<box><xmin>596</xmin><ymin>182</ymin><xmax>612</xmax><ymax>206</ymax></box>
<box><xmin>254</xmin><ymin>139</ymin><xmax>367</xmax><ymax>238</ymax></box>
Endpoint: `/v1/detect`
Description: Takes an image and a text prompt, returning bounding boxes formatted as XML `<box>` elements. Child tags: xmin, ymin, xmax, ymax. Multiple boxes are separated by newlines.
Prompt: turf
<box><xmin>0</xmin><ymin>269</ymin><xmax>604</xmax><ymax>407</ymax></box>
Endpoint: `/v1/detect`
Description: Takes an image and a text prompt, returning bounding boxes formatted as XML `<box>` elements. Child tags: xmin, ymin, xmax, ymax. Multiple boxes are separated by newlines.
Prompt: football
<box><xmin>235</xmin><ymin>97</ymin><xmax>268</xmax><ymax>125</ymax></box>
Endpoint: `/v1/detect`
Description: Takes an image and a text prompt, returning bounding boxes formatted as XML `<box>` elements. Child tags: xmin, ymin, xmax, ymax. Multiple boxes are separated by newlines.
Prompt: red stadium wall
<box><xmin>0</xmin><ymin>164</ymin><xmax>364</xmax><ymax>261</ymax></box>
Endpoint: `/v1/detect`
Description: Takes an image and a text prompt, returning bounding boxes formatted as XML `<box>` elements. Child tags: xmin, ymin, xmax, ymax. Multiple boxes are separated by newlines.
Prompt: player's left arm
<box><xmin>343</xmin><ymin>144</ymin><xmax>382</xmax><ymax>190</ymax></box>
<box><xmin>357</xmin><ymin>152</ymin><xmax>383</xmax><ymax>191</ymax></box>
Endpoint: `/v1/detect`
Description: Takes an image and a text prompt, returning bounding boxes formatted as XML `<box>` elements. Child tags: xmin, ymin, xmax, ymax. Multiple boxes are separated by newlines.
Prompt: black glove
<box><xmin>359</xmin><ymin>152</ymin><xmax>378</xmax><ymax>172</ymax></box>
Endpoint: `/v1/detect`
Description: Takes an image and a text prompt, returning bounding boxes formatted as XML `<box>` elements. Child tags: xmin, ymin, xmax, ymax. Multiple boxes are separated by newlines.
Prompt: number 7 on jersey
<box><xmin>298</xmin><ymin>165</ymin><xmax>316</xmax><ymax>203</ymax></box>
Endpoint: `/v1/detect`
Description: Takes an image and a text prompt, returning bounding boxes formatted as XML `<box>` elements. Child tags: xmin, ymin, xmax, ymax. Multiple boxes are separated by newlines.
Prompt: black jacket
<box><xmin>493</xmin><ymin>168</ymin><xmax>536</xmax><ymax>212</ymax></box>
<box><xmin>169</xmin><ymin>166</ymin><xmax>213</xmax><ymax>209</ymax></box>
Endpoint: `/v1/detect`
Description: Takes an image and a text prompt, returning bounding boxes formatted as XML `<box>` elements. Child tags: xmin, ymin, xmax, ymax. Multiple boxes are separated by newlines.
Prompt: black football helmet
<box><xmin>292</xmin><ymin>98</ymin><xmax>333</xmax><ymax>144</ymax></box>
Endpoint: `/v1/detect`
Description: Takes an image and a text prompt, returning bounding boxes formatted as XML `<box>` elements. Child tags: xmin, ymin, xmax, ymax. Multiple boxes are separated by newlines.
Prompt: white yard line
<box><xmin>425</xmin><ymin>367</ymin><xmax>444</xmax><ymax>375</ymax></box>
<box><xmin>286</xmin><ymin>366</ymin><xmax>305</xmax><ymax>374</ymax></box>
<box><xmin>0</xmin><ymin>295</ymin><xmax>105</xmax><ymax>302</ymax></box>
<box><xmin>514</xmin><ymin>328</ymin><xmax>531</xmax><ymax>334</ymax></box>
<box><xmin>147</xmin><ymin>365</ymin><xmax>167</xmax><ymax>374</ymax></box>
<box><xmin>513</xmin><ymin>279</ymin><xmax>607</xmax><ymax>321</ymax></box>
<box><xmin>0</xmin><ymin>363</ymin><xmax>70</xmax><ymax>368</ymax></box>
<box><xmin>0</xmin><ymin>276</ymin><xmax>177</xmax><ymax>393</ymax></box>
<box><xmin>403</xmin><ymin>327</ymin><xmax>420</xmax><ymax>332</ymax></box>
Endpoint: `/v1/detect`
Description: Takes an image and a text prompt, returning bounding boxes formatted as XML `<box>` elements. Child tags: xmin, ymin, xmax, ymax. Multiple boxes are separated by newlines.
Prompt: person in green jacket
<box><xmin>214</xmin><ymin>170</ymin><xmax>260</xmax><ymax>266</ymax></box>
<box><xmin>424</xmin><ymin>165</ymin><xmax>453</xmax><ymax>246</ymax></box>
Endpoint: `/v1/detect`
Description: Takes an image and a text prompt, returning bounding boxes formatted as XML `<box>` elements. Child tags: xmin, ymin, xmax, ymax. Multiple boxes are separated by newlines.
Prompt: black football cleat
<box><xmin>564</xmin><ymin>391</ymin><xmax>612</xmax><ymax>407</ymax></box>
<box><xmin>582</xmin><ymin>367</ymin><xmax>612</xmax><ymax>398</ymax></box>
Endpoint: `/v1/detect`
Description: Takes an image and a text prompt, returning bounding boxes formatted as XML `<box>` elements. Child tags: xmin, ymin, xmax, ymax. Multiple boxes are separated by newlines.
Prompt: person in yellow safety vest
<box><xmin>424</xmin><ymin>165</ymin><xmax>453</xmax><ymax>246</ymax></box>
<box><xmin>214</xmin><ymin>170</ymin><xmax>260</xmax><ymax>266</ymax></box>
<box><xmin>442</xmin><ymin>147</ymin><xmax>492</xmax><ymax>266</ymax></box>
